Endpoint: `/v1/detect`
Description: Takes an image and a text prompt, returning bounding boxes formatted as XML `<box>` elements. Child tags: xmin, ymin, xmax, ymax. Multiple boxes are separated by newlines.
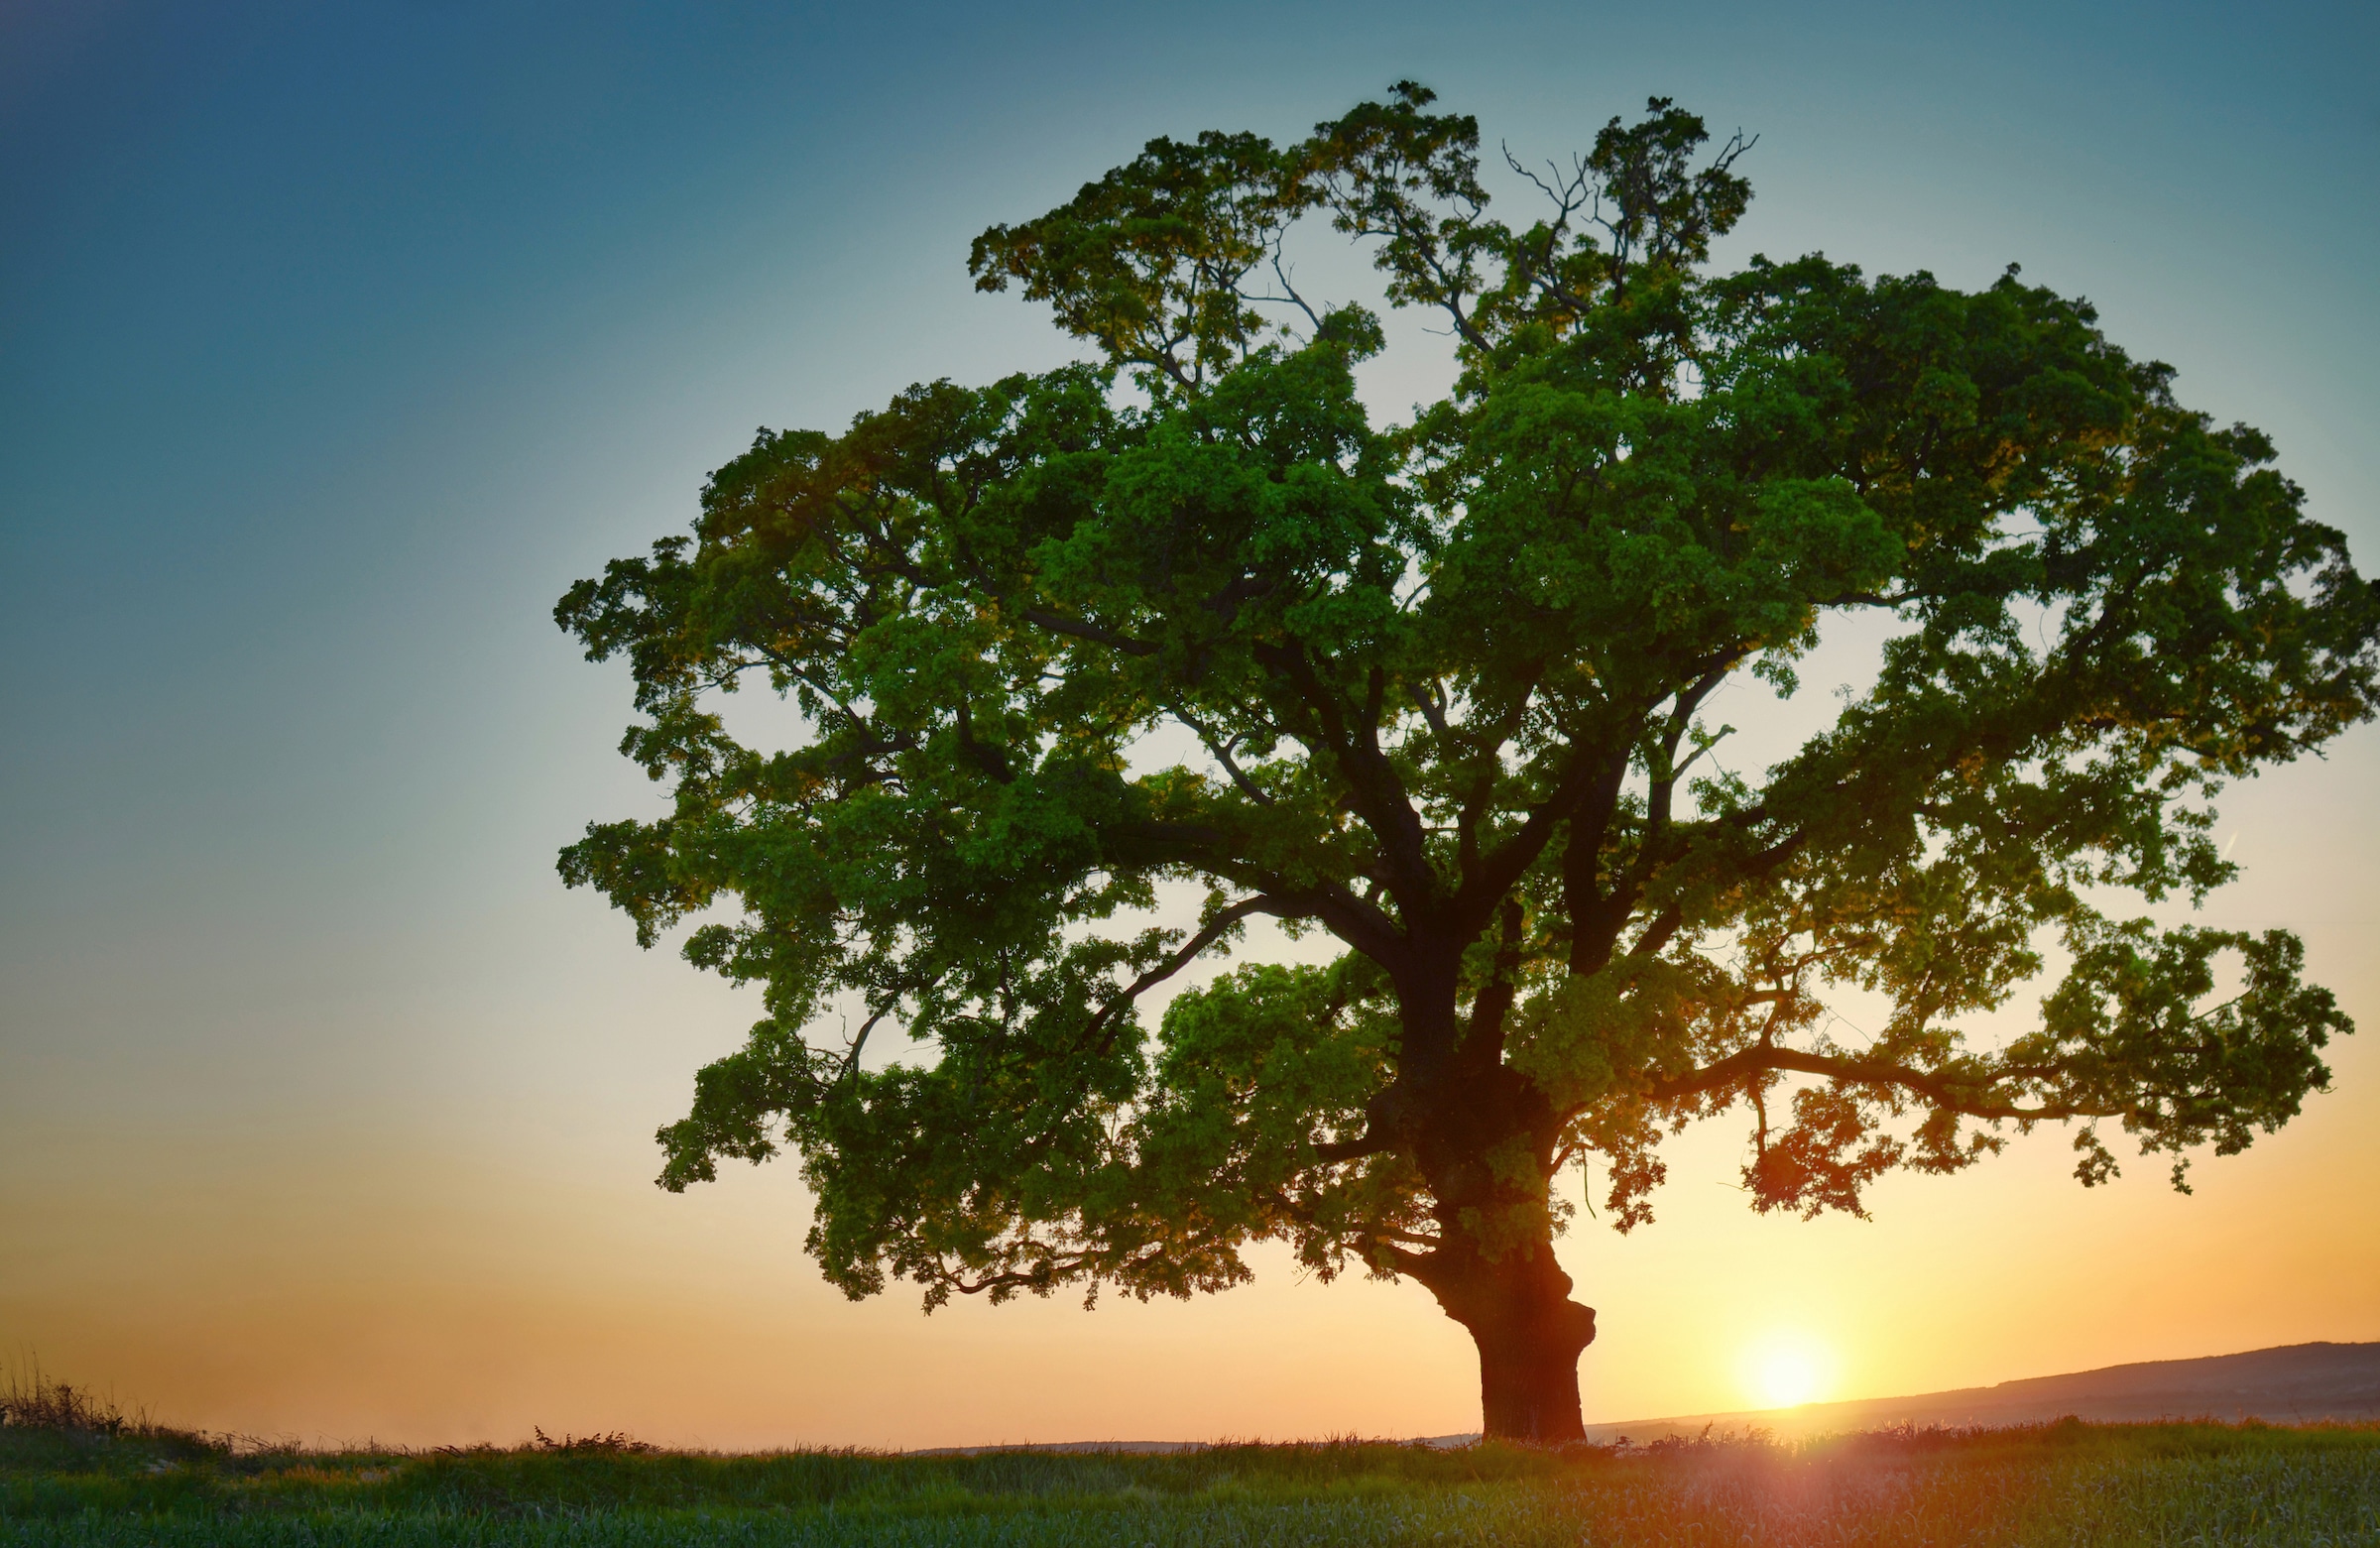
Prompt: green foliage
<box><xmin>556</xmin><ymin>85</ymin><xmax>2377</xmax><ymax>1318</ymax></box>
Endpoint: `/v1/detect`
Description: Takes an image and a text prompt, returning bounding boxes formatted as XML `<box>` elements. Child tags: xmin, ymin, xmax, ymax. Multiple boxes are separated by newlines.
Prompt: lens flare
<box><xmin>1744</xmin><ymin>1333</ymin><xmax>1834</xmax><ymax>1409</ymax></box>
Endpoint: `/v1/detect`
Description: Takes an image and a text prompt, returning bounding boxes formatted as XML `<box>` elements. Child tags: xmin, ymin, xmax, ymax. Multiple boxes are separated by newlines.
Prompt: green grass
<box><xmin>4</xmin><ymin>1393</ymin><xmax>2376</xmax><ymax>1545</ymax></box>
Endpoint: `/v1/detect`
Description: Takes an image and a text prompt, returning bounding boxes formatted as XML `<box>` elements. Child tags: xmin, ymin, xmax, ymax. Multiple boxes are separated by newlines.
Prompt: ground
<box><xmin>3</xmin><ymin>1410</ymin><xmax>2377</xmax><ymax>1545</ymax></box>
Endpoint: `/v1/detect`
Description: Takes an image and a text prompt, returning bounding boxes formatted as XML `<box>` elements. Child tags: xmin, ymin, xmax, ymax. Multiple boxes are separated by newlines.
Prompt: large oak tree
<box><xmin>558</xmin><ymin>87</ymin><xmax>2376</xmax><ymax>1442</ymax></box>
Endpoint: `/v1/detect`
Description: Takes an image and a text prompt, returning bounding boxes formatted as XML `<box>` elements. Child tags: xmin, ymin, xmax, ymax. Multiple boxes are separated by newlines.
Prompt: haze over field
<box><xmin>3</xmin><ymin>0</ymin><xmax>2376</xmax><ymax>1449</ymax></box>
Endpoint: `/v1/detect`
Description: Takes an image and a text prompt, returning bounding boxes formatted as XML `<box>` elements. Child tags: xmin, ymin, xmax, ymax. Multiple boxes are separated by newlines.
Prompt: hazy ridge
<box><xmin>1581</xmin><ymin>1341</ymin><xmax>2380</xmax><ymax>1443</ymax></box>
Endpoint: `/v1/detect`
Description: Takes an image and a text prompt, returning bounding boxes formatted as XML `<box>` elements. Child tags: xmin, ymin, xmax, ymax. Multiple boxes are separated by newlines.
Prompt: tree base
<box><xmin>1474</xmin><ymin>1295</ymin><xmax>1598</xmax><ymax>1443</ymax></box>
<box><xmin>1412</xmin><ymin>1240</ymin><xmax>1599</xmax><ymax>1444</ymax></box>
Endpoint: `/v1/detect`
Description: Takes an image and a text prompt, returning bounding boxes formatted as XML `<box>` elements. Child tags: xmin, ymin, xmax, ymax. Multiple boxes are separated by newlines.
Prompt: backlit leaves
<box><xmin>559</xmin><ymin>86</ymin><xmax>2375</xmax><ymax>1308</ymax></box>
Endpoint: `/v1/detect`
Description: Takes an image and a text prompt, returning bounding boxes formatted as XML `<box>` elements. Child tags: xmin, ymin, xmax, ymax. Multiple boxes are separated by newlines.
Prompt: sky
<box><xmin>3</xmin><ymin>0</ymin><xmax>2376</xmax><ymax>1449</ymax></box>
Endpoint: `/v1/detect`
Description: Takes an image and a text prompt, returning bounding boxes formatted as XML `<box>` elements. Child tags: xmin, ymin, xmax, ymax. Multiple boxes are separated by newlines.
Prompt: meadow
<box><xmin>4</xmin><ymin>1373</ymin><xmax>2376</xmax><ymax>1546</ymax></box>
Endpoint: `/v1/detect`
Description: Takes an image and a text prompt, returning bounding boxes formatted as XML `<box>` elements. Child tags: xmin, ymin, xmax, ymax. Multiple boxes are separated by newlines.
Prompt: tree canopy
<box><xmin>558</xmin><ymin>85</ymin><xmax>2376</xmax><ymax>1440</ymax></box>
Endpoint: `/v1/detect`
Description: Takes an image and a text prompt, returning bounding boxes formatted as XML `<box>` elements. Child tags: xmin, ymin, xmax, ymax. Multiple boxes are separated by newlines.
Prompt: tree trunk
<box><xmin>1418</xmin><ymin>1238</ymin><xmax>1598</xmax><ymax>1444</ymax></box>
<box><xmin>1472</xmin><ymin>1292</ymin><xmax>1597</xmax><ymax>1444</ymax></box>
<box><xmin>1388</xmin><ymin>972</ymin><xmax>1594</xmax><ymax>1441</ymax></box>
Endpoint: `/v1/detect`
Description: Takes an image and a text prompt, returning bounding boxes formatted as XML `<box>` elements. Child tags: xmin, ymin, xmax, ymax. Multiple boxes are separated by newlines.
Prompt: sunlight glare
<box><xmin>1744</xmin><ymin>1333</ymin><xmax>1835</xmax><ymax>1410</ymax></box>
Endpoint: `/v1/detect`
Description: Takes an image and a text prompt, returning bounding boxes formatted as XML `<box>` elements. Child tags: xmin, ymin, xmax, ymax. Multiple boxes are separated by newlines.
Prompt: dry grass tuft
<box><xmin>0</xmin><ymin>1365</ymin><xmax>135</xmax><ymax>1438</ymax></box>
<box><xmin>530</xmin><ymin>1426</ymin><xmax>658</xmax><ymax>1455</ymax></box>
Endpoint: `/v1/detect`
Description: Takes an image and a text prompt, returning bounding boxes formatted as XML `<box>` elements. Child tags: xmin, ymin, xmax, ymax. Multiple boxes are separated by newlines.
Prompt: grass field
<box><xmin>4</xmin><ymin>1375</ymin><xmax>2376</xmax><ymax>1545</ymax></box>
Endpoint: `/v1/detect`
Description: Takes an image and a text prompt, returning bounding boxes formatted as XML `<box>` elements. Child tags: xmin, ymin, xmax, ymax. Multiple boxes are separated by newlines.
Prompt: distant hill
<box><xmin>1584</xmin><ymin>1342</ymin><xmax>2380</xmax><ymax>1443</ymax></box>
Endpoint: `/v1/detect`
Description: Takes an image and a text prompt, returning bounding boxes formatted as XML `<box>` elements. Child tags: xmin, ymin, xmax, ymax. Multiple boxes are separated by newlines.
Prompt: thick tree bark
<box><xmin>1388</xmin><ymin>952</ymin><xmax>1597</xmax><ymax>1442</ymax></box>
<box><xmin>1411</xmin><ymin>1234</ymin><xmax>1599</xmax><ymax>1444</ymax></box>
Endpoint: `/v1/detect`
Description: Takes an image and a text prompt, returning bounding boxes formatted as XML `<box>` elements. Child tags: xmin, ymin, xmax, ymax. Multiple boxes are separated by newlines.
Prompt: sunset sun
<box><xmin>1745</xmin><ymin>1335</ymin><xmax>1837</xmax><ymax>1410</ymax></box>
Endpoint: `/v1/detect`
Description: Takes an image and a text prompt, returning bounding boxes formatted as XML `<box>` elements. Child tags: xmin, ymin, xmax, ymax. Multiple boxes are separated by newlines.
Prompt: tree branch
<box><xmin>1461</xmin><ymin>898</ymin><xmax>1526</xmax><ymax>1070</ymax></box>
<box><xmin>1019</xmin><ymin>608</ymin><xmax>1159</xmax><ymax>656</ymax></box>
<box><xmin>1079</xmin><ymin>896</ymin><xmax>1282</xmax><ymax>1053</ymax></box>
<box><xmin>1170</xmin><ymin>703</ymin><xmax>1274</xmax><ymax>805</ymax></box>
<box><xmin>1313</xmin><ymin>1132</ymin><xmax>1401</xmax><ymax>1162</ymax></box>
<box><xmin>1255</xmin><ymin>640</ymin><xmax>1438</xmax><ymax>918</ymax></box>
<box><xmin>1644</xmin><ymin>1044</ymin><xmax>2118</xmax><ymax>1123</ymax></box>
<box><xmin>1457</xmin><ymin>727</ymin><xmax>1615</xmax><ymax>937</ymax></box>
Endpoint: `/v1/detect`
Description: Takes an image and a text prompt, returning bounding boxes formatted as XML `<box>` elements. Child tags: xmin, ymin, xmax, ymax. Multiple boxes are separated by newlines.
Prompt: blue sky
<box><xmin>4</xmin><ymin>0</ymin><xmax>2375</xmax><ymax>1444</ymax></box>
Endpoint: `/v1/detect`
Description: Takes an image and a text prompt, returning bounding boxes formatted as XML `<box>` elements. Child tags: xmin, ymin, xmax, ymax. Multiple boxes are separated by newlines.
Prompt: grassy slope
<box><xmin>3</xmin><ymin>1419</ymin><xmax>2378</xmax><ymax>1545</ymax></box>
